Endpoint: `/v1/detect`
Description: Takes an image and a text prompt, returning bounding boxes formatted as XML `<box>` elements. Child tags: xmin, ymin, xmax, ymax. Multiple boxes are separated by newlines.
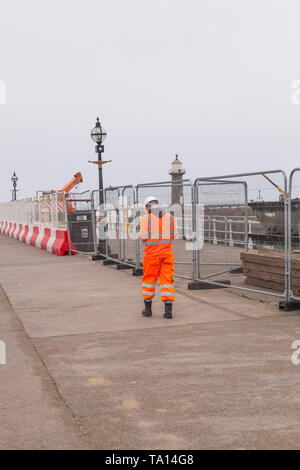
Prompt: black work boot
<box><xmin>164</xmin><ymin>302</ymin><xmax>173</xmax><ymax>319</ymax></box>
<box><xmin>142</xmin><ymin>300</ymin><xmax>152</xmax><ymax>317</ymax></box>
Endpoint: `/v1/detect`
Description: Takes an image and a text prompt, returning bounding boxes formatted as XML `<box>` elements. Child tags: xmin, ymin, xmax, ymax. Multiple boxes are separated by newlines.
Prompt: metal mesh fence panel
<box><xmin>194</xmin><ymin>171</ymin><xmax>288</xmax><ymax>298</ymax></box>
<box><xmin>120</xmin><ymin>186</ymin><xmax>136</xmax><ymax>266</ymax></box>
<box><xmin>136</xmin><ymin>181</ymin><xmax>194</xmax><ymax>279</ymax></box>
<box><xmin>104</xmin><ymin>187</ymin><xmax>123</xmax><ymax>260</ymax></box>
<box><xmin>91</xmin><ymin>187</ymin><xmax>137</xmax><ymax>266</ymax></box>
<box><xmin>288</xmin><ymin>169</ymin><xmax>300</xmax><ymax>301</ymax></box>
<box><xmin>91</xmin><ymin>189</ymin><xmax>106</xmax><ymax>257</ymax></box>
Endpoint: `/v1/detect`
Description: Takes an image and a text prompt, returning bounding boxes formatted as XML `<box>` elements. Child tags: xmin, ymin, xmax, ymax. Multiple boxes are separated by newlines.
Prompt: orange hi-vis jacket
<box><xmin>139</xmin><ymin>211</ymin><xmax>178</xmax><ymax>258</ymax></box>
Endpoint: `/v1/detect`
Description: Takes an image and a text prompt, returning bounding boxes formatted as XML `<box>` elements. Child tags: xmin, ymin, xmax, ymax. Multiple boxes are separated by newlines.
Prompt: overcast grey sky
<box><xmin>0</xmin><ymin>0</ymin><xmax>300</xmax><ymax>201</ymax></box>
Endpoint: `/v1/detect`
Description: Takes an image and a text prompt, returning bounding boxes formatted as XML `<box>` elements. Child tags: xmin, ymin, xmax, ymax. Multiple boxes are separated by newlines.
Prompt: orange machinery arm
<box><xmin>59</xmin><ymin>172</ymin><xmax>83</xmax><ymax>213</ymax></box>
<box><xmin>59</xmin><ymin>172</ymin><xmax>83</xmax><ymax>194</ymax></box>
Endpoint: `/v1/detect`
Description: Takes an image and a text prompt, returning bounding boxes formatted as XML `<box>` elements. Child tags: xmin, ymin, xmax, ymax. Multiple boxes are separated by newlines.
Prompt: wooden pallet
<box><xmin>241</xmin><ymin>250</ymin><xmax>300</xmax><ymax>295</ymax></box>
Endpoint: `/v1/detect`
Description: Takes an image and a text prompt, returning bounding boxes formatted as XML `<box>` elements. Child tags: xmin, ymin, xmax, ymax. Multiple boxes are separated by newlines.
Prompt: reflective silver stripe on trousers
<box><xmin>143</xmin><ymin>283</ymin><xmax>155</xmax><ymax>288</ymax></box>
<box><xmin>145</xmin><ymin>240</ymin><xmax>172</xmax><ymax>245</ymax></box>
<box><xmin>143</xmin><ymin>291</ymin><xmax>155</xmax><ymax>296</ymax></box>
<box><xmin>160</xmin><ymin>284</ymin><xmax>174</xmax><ymax>289</ymax></box>
<box><xmin>161</xmin><ymin>293</ymin><xmax>175</xmax><ymax>297</ymax></box>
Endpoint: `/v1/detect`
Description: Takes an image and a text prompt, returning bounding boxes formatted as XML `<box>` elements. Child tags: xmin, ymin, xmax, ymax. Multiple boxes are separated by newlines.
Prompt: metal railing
<box><xmin>203</xmin><ymin>215</ymin><xmax>258</xmax><ymax>246</ymax></box>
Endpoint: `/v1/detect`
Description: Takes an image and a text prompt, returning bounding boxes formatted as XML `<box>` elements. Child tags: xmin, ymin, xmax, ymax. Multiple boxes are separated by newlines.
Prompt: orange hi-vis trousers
<box><xmin>142</xmin><ymin>252</ymin><xmax>175</xmax><ymax>303</ymax></box>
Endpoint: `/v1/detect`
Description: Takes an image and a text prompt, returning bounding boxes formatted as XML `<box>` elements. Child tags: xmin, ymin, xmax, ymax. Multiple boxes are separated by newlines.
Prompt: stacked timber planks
<box><xmin>240</xmin><ymin>250</ymin><xmax>300</xmax><ymax>295</ymax></box>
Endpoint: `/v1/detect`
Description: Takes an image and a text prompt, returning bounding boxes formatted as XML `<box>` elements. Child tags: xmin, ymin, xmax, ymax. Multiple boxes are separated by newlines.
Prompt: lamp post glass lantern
<box><xmin>91</xmin><ymin>117</ymin><xmax>107</xmax><ymax>145</ymax></box>
<box><xmin>11</xmin><ymin>171</ymin><xmax>18</xmax><ymax>201</ymax></box>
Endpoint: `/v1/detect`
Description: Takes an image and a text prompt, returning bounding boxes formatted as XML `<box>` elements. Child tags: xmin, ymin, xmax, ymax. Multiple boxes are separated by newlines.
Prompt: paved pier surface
<box><xmin>1</xmin><ymin>235</ymin><xmax>300</xmax><ymax>449</ymax></box>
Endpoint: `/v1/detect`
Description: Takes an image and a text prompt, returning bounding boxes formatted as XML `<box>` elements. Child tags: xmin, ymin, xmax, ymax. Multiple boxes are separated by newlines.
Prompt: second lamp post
<box><xmin>11</xmin><ymin>171</ymin><xmax>18</xmax><ymax>201</ymax></box>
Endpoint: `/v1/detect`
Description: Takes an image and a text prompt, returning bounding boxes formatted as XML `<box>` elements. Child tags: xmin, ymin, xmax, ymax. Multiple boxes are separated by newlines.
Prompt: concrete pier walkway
<box><xmin>1</xmin><ymin>234</ymin><xmax>300</xmax><ymax>449</ymax></box>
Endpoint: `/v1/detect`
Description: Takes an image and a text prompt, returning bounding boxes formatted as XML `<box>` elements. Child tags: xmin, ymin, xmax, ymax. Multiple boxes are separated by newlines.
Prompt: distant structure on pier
<box><xmin>169</xmin><ymin>155</ymin><xmax>185</xmax><ymax>206</ymax></box>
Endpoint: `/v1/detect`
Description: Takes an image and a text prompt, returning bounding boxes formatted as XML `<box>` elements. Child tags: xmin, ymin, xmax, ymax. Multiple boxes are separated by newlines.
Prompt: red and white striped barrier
<box><xmin>0</xmin><ymin>220</ymin><xmax>75</xmax><ymax>256</ymax></box>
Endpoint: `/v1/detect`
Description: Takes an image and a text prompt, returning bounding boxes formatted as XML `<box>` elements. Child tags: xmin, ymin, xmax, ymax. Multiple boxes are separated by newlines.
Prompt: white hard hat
<box><xmin>144</xmin><ymin>196</ymin><xmax>159</xmax><ymax>208</ymax></box>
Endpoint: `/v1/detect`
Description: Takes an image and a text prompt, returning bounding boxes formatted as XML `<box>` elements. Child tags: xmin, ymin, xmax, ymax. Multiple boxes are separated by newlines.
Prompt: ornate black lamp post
<box><xmin>11</xmin><ymin>171</ymin><xmax>18</xmax><ymax>201</ymax></box>
<box><xmin>90</xmin><ymin>117</ymin><xmax>109</xmax><ymax>204</ymax></box>
<box><xmin>89</xmin><ymin>117</ymin><xmax>111</xmax><ymax>258</ymax></box>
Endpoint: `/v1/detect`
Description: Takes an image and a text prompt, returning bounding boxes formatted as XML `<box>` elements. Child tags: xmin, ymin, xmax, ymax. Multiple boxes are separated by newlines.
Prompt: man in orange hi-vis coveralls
<box><xmin>139</xmin><ymin>196</ymin><xmax>178</xmax><ymax>319</ymax></box>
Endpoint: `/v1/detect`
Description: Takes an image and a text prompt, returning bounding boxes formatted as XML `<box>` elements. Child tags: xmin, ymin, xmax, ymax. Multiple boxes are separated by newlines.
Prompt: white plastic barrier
<box><xmin>0</xmin><ymin>193</ymin><xmax>75</xmax><ymax>255</ymax></box>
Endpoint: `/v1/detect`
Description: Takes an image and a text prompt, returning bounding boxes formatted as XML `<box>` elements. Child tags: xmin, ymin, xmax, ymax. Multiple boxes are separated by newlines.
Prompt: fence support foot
<box><xmin>92</xmin><ymin>254</ymin><xmax>106</xmax><ymax>261</ymax></box>
<box><xmin>116</xmin><ymin>263</ymin><xmax>132</xmax><ymax>270</ymax></box>
<box><xmin>188</xmin><ymin>280</ymin><xmax>231</xmax><ymax>290</ymax></box>
<box><xmin>103</xmin><ymin>258</ymin><xmax>119</xmax><ymax>266</ymax></box>
<box><xmin>279</xmin><ymin>300</ymin><xmax>300</xmax><ymax>311</ymax></box>
<box><xmin>132</xmin><ymin>268</ymin><xmax>143</xmax><ymax>276</ymax></box>
<box><xmin>229</xmin><ymin>267</ymin><xmax>243</xmax><ymax>274</ymax></box>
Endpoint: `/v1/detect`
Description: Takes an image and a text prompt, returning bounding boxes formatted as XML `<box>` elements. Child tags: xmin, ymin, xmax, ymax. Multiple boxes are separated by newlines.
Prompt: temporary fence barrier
<box><xmin>90</xmin><ymin>169</ymin><xmax>300</xmax><ymax>310</ymax></box>
<box><xmin>287</xmin><ymin>168</ymin><xmax>300</xmax><ymax>306</ymax></box>
<box><xmin>192</xmin><ymin>170</ymin><xmax>290</xmax><ymax>305</ymax></box>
